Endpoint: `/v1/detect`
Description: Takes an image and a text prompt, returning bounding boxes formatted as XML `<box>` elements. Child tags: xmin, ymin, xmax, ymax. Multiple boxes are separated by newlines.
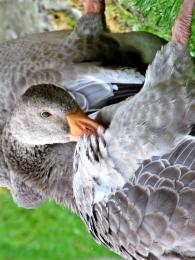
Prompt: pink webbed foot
<box><xmin>83</xmin><ymin>0</ymin><xmax>105</xmax><ymax>14</ymax></box>
<box><xmin>172</xmin><ymin>0</ymin><xmax>195</xmax><ymax>46</ymax></box>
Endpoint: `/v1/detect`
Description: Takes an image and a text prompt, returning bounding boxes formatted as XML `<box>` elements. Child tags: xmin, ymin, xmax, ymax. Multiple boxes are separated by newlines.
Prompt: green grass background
<box><xmin>0</xmin><ymin>190</ymin><xmax>117</xmax><ymax>260</ymax></box>
<box><xmin>1</xmin><ymin>0</ymin><xmax>195</xmax><ymax>259</ymax></box>
<box><xmin>118</xmin><ymin>0</ymin><xmax>195</xmax><ymax>54</ymax></box>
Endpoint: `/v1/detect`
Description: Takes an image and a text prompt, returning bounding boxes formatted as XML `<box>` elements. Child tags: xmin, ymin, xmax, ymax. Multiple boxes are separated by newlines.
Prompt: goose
<box><xmin>73</xmin><ymin>0</ymin><xmax>195</xmax><ymax>259</ymax></box>
<box><xmin>0</xmin><ymin>0</ymin><xmax>167</xmax><ymax>207</ymax></box>
<box><xmin>1</xmin><ymin>1</ymin><xmax>195</xmax><ymax>259</ymax></box>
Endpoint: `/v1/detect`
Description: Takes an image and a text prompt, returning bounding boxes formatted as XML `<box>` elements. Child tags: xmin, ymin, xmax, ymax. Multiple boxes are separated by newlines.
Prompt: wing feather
<box><xmin>74</xmin><ymin>137</ymin><xmax>195</xmax><ymax>258</ymax></box>
<box><xmin>74</xmin><ymin>40</ymin><xmax>195</xmax><ymax>259</ymax></box>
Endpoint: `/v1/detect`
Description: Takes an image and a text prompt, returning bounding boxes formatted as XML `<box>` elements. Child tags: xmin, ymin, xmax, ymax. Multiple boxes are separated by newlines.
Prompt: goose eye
<box><xmin>41</xmin><ymin>111</ymin><xmax>52</xmax><ymax>118</ymax></box>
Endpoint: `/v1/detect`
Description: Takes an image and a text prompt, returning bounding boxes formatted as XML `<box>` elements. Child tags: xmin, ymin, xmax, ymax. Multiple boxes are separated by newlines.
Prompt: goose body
<box><xmin>74</xmin><ymin>135</ymin><xmax>195</xmax><ymax>259</ymax></box>
<box><xmin>1</xmin><ymin>0</ymin><xmax>195</xmax><ymax>259</ymax></box>
<box><xmin>0</xmin><ymin>15</ymin><xmax>145</xmax><ymax>120</ymax></box>
<box><xmin>73</xmin><ymin>1</ymin><xmax>195</xmax><ymax>258</ymax></box>
<box><xmin>0</xmin><ymin>0</ymin><xmax>167</xmax><ymax>208</ymax></box>
<box><xmin>0</xmin><ymin>10</ymin><xmax>166</xmax><ymax>124</ymax></box>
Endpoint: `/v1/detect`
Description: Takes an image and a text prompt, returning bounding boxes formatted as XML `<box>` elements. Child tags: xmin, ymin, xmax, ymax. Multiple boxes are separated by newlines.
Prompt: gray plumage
<box><xmin>0</xmin><ymin>1</ymin><xmax>195</xmax><ymax>259</ymax></box>
<box><xmin>0</xmin><ymin>14</ymin><xmax>142</xmax><ymax>116</ymax></box>
<box><xmin>73</xmin><ymin>42</ymin><xmax>195</xmax><ymax>259</ymax></box>
<box><xmin>0</xmin><ymin>10</ymin><xmax>166</xmax><ymax>209</ymax></box>
<box><xmin>1</xmin><ymin>83</ymin><xmax>80</xmax><ymax>210</ymax></box>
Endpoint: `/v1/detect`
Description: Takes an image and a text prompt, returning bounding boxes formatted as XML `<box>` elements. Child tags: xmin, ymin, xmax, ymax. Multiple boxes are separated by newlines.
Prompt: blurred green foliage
<box><xmin>115</xmin><ymin>0</ymin><xmax>195</xmax><ymax>54</ymax></box>
<box><xmin>0</xmin><ymin>190</ymin><xmax>117</xmax><ymax>260</ymax></box>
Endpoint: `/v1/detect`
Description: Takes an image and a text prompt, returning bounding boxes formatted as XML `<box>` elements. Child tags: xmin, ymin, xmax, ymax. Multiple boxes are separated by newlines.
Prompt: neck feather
<box><xmin>2</xmin><ymin>126</ymin><xmax>77</xmax><ymax>212</ymax></box>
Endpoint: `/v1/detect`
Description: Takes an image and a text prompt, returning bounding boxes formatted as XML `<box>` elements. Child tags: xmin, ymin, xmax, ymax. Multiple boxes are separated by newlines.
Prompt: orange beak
<box><xmin>66</xmin><ymin>107</ymin><xmax>103</xmax><ymax>141</ymax></box>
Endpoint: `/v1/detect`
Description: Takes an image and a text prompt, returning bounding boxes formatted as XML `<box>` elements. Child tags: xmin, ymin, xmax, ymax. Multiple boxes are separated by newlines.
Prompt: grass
<box><xmin>0</xmin><ymin>190</ymin><xmax>117</xmax><ymax>260</ymax></box>
<box><xmin>118</xmin><ymin>0</ymin><xmax>195</xmax><ymax>54</ymax></box>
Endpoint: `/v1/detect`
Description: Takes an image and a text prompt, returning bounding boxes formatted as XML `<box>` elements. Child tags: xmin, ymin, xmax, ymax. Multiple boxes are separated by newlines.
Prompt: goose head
<box><xmin>2</xmin><ymin>84</ymin><xmax>101</xmax><ymax>211</ymax></box>
<box><xmin>9</xmin><ymin>84</ymin><xmax>100</xmax><ymax>146</ymax></box>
